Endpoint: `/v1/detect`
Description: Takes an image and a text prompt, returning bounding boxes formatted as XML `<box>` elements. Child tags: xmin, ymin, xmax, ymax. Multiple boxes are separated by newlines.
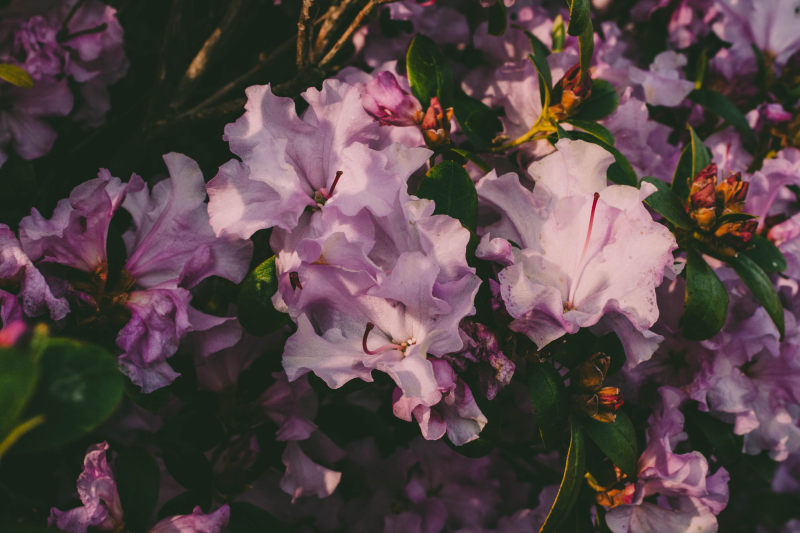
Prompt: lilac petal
<box><xmin>280</xmin><ymin>442</ymin><xmax>342</xmax><ymax>502</ymax></box>
<box><xmin>149</xmin><ymin>505</ymin><xmax>230</xmax><ymax>533</ymax></box>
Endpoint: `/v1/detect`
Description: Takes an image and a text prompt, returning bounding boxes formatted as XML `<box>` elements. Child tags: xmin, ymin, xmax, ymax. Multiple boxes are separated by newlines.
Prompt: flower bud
<box><xmin>361</xmin><ymin>71</ymin><xmax>423</xmax><ymax>127</ymax></box>
<box><xmin>716</xmin><ymin>171</ymin><xmax>749</xmax><ymax>214</ymax></box>
<box><xmin>572</xmin><ymin>352</ymin><xmax>610</xmax><ymax>391</ymax></box>
<box><xmin>421</xmin><ymin>96</ymin><xmax>454</xmax><ymax>148</ymax></box>
<box><xmin>550</xmin><ymin>64</ymin><xmax>592</xmax><ymax>120</ymax></box>
<box><xmin>688</xmin><ymin>163</ymin><xmax>718</xmax><ymax>232</ymax></box>
<box><xmin>714</xmin><ymin>218</ymin><xmax>757</xmax><ymax>249</ymax></box>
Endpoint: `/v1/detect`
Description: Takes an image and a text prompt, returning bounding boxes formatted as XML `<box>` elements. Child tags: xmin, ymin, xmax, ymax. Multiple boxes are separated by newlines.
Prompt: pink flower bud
<box><xmin>361</xmin><ymin>71</ymin><xmax>423</xmax><ymax>127</ymax></box>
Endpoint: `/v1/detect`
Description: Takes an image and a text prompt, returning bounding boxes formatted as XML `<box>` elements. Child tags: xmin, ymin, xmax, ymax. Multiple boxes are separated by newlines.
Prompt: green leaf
<box><xmin>688</xmin><ymin>89</ymin><xmax>756</xmax><ymax>149</ymax></box>
<box><xmin>116</xmin><ymin>447</ymin><xmax>161</xmax><ymax>532</ymax></box>
<box><xmin>0</xmin><ymin>347</ymin><xmax>39</xmax><ymax>439</ymax></box>
<box><xmin>448</xmin><ymin>148</ymin><xmax>491</xmax><ymax>173</ymax></box>
<box><xmin>742</xmin><ymin>235</ymin><xmax>787</xmax><ymax>273</ymax></box>
<box><xmin>565</xmin><ymin>119</ymin><xmax>614</xmax><ymax>145</ymax></box>
<box><xmin>571</xmin><ymin>80</ymin><xmax>619</xmax><ymax>121</ymax></box>
<box><xmin>565</xmin><ymin>0</ymin><xmax>591</xmax><ymax>37</ymax></box>
<box><xmin>417</xmin><ymin>161</ymin><xmax>478</xmax><ymax>232</ymax></box>
<box><xmin>528</xmin><ymin>363</ymin><xmax>568</xmax><ymax>448</ymax></box>
<box><xmin>551</xmin><ymin>15</ymin><xmax>566</xmax><ymax>52</ymax></box>
<box><xmin>237</xmin><ymin>256</ymin><xmax>289</xmax><ymax>336</ymax></box>
<box><xmin>565</xmin><ymin>131</ymin><xmax>637</xmax><ymax>186</ymax></box>
<box><xmin>229</xmin><ymin>502</ymin><xmax>289</xmax><ymax>533</ymax></box>
<box><xmin>581</xmin><ymin>411</ymin><xmax>638</xmax><ymax>477</ymax></box>
<box><xmin>17</xmin><ymin>338</ymin><xmax>123</xmax><ymax>451</ymax></box>
<box><xmin>681</xmin><ymin>247</ymin><xmax>729</xmax><ymax>340</ymax></box>
<box><xmin>0</xmin><ymin>64</ymin><xmax>33</xmax><ymax>88</ymax></box>
<box><xmin>727</xmin><ymin>253</ymin><xmax>785</xmax><ymax>339</ymax></box>
<box><xmin>540</xmin><ymin>419</ymin><xmax>586</xmax><ymax>533</ymax></box>
<box><xmin>527</xmin><ymin>52</ymin><xmax>552</xmax><ymax>108</ymax></box>
<box><xmin>671</xmin><ymin>124</ymin><xmax>711</xmax><ymax>201</ymax></box>
<box><xmin>453</xmin><ymin>91</ymin><xmax>502</xmax><ymax>152</ymax></box>
<box><xmin>576</xmin><ymin>24</ymin><xmax>594</xmax><ymax>84</ymax></box>
<box><xmin>641</xmin><ymin>176</ymin><xmax>694</xmax><ymax>230</ymax></box>
<box><xmin>487</xmin><ymin>0</ymin><xmax>507</xmax><ymax>36</ymax></box>
<box><xmin>406</xmin><ymin>34</ymin><xmax>454</xmax><ymax>107</ymax></box>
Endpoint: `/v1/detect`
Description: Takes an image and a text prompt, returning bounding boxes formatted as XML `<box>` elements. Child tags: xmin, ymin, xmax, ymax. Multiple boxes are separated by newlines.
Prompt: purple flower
<box><xmin>628</xmin><ymin>51</ymin><xmax>696</xmax><ymax>107</ymax></box>
<box><xmin>149</xmin><ymin>505</ymin><xmax>230</xmax><ymax>533</ymax></box>
<box><xmin>280</xmin><ymin>442</ymin><xmax>342</xmax><ymax>502</ymax></box>
<box><xmin>361</xmin><ymin>71</ymin><xmax>423</xmax><ymax>126</ymax></box>
<box><xmin>49</xmin><ymin>442</ymin><xmax>124</xmax><ymax>533</ymax></box>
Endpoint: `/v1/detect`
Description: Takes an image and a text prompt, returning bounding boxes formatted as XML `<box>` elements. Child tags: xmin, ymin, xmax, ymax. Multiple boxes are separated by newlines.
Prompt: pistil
<box><xmin>566</xmin><ymin>192</ymin><xmax>600</xmax><ymax>308</ymax></box>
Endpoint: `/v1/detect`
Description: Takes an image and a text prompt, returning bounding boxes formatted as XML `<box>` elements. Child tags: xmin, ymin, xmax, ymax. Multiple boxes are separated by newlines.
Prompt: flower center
<box><xmin>362</xmin><ymin>322</ymin><xmax>416</xmax><ymax>356</ymax></box>
<box><xmin>312</xmin><ymin>170</ymin><xmax>343</xmax><ymax>207</ymax></box>
<box><xmin>566</xmin><ymin>192</ymin><xmax>600</xmax><ymax>309</ymax></box>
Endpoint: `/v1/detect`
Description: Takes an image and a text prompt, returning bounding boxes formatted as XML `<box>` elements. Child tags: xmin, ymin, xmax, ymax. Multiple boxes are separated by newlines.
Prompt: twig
<box><xmin>318</xmin><ymin>0</ymin><xmax>378</xmax><ymax>68</ymax></box>
<box><xmin>297</xmin><ymin>0</ymin><xmax>315</xmax><ymax>68</ymax></box>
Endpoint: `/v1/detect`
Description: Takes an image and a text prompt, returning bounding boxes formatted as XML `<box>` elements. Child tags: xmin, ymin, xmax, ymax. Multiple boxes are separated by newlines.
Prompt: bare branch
<box><xmin>297</xmin><ymin>0</ymin><xmax>315</xmax><ymax>68</ymax></box>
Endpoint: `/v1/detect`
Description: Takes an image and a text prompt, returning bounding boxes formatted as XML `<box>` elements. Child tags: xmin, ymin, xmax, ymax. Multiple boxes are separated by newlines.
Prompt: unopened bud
<box><xmin>572</xmin><ymin>352</ymin><xmax>610</xmax><ymax>390</ymax></box>
<box><xmin>714</xmin><ymin>218</ymin><xmax>757</xmax><ymax>249</ymax></box>
<box><xmin>688</xmin><ymin>163</ymin><xmax>718</xmax><ymax>232</ymax></box>
<box><xmin>421</xmin><ymin>97</ymin><xmax>454</xmax><ymax>148</ymax></box>
<box><xmin>361</xmin><ymin>71</ymin><xmax>424</xmax><ymax>127</ymax></box>
<box><xmin>550</xmin><ymin>64</ymin><xmax>593</xmax><ymax>120</ymax></box>
<box><xmin>716</xmin><ymin>171</ymin><xmax>749</xmax><ymax>214</ymax></box>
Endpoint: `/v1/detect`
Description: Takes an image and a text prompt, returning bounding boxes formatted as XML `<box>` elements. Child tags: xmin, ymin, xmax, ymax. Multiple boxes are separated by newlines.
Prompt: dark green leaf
<box><xmin>565</xmin><ymin>131</ymin><xmax>637</xmax><ymax>186</ymax></box>
<box><xmin>487</xmin><ymin>1</ymin><xmax>507</xmax><ymax>36</ymax></box>
<box><xmin>406</xmin><ymin>34</ymin><xmax>454</xmax><ymax>107</ymax></box>
<box><xmin>565</xmin><ymin>119</ymin><xmax>614</xmax><ymax>145</ymax></box>
<box><xmin>571</xmin><ymin>80</ymin><xmax>618</xmax><ymax>121</ymax></box>
<box><xmin>581</xmin><ymin>411</ymin><xmax>638</xmax><ymax>477</ymax></box>
<box><xmin>416</xmin><ymin>161</ymin><xmax>478</xmax><ymax>232</ymax></box>
<box><xmin>551</xmin><ymin>15</ymin><xmax>566</xmax><ymax>52</ymax></box>
<box><xmin>237</xmin><ymin>256</ymin><xmax>288</xmax><ymax>336</ymax></box>
<box><xmin>672</xmin><ymin>124</ymin><xmax>711</xmax><ymax>201</ymax></box>
<box><xmin>17</xmin><ymin>338</ymin><xmax>123</xmax><ymax>451</ymax></box>
<box><xmin>116</xmin><ymin>447</ymin><xmax>160</xmax><ymax>532</ymax></box>
<box><xmin>527</xmin><ymin>52</ymin><xmax>552</xmax><ymax>108</ymax></box>
<box><xmin>540</xmin><ymin>419</ymin><xmax>586</xmax><ymax>533</ymax></box>
<box><xmin>565</xmin><ymin>0</ymin><xmax>591</xmax><ymax>36</ymax></box>
<box><xmin>528</xmin><ymin>363</ymin><xmax>567</xmax><ymax>448</ymax></box>
<box><xmin>229</xmin><ymin>502</ymin><xmax>290</xmax><ymax>533</ymax></box>
<box><xmin>641</xmin><ymin>176</ymin><xmax>694</xmax><ymax>230</ymax></box>
<box><xmin>448</xmin><ymin>148</ymin><xmax>491</xmax><ymax>173</ymax></box>
<box><xmin>742</xmin><ymin>234</ymin><xmax>787</xmax><ymax>273</ymax></box>
<box><xmin>688</xmin><ymin>89</ymin><xmax>756</xmax><ymax>149</ymax></box>
<box><xmin>0</xmin><ymin>64</ymin><xmax>33</xmax><ymax>88</ymax></box>
<box><xmin>681</xmin><ymin>247</ymin><xmax>729</xmax><ymax>340</ymax></box>
<box><xmin>727</xmin><ymin>253</ymin><xmax>785</xmax><ymax>339</ymax></box>
<box><xmin>453</xmin><ymin>91</ymin><xmax>502</xmax><ymax>151</ymax></box>
<box><xmin>576</xmin><ymin>24</ymin><xmax>594</xmax><ymax>84</ymax></box>
<box><xmin>0</xmin><ymin>347</ymin><xmax>39</xmax><ymax>439</ymax></box>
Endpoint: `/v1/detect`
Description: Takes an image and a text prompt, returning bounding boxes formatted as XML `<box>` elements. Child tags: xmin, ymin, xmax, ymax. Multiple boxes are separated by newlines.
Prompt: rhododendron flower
<box><xmin>477</xmin><ymin>139</ymin><xmax>676</xmax><ymax>365</ymax></box>
<box><xmin>149</xmin><ymin>506</ymin><xmax>230</xmax><ymax>533</ymax></box>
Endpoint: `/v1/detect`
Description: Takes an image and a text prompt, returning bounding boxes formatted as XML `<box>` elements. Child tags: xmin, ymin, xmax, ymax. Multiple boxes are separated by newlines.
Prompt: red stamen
<box><xmin>362</xmin><ymin>322</ymin><xmax>402</xmax><ymax>355</ymax></box>
<box><xmin>567</xmin><ymin>192</ymin><xmax>601</xmax><ymax>307</ymax></box>
<box><xmin>327</xmin><ymin>170</ymin><xmax>343</xmax><ymax>198</ymax></box>
<box><xmin>289</xmin><ymin>272</ymin><xmax>303</xmax><ymax>290</ymax></box>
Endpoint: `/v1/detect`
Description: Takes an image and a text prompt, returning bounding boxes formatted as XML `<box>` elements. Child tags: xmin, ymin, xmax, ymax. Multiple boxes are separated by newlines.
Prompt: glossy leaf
<box><xmin>417</xmin><ymin>161</ymin><xmax>478</xmax><ymax>233</ymax></box>
<box><xmin>116</xmin><ymin>447</ymin><xmax>161</xmax><ymax>532</ymax></box>
<box><xmin>641</xmin><ymin>176</ymin><xmax>694</xmax><ymax>230</ymax></box>
<box><xmin>671</xmin><ymin>124</ymin><xmax>711</xmax><ymax>201</ymax></box>
<box><xmin>237</xmin><ymin>256</ymin><xmax>289</xmax><ymax>336</ymax></box>
<box><xmin>565</xmin><ymin>119</ymin><xmax>615</xmax><ymax>145</ymax></box>
<box><xmin>17</xmin><ymin>338</ymin><xmax>123</xmax><ymax>451</ymax></box>
<box><xmin>540</xmin><ymin>419</ymin><xmax>586</xmax><ymax>533</ymax></box>
<box><xmin>727</xmin><ymin>253</ymin><xmax>785</xmax><ymax>339</ymax></box>
<box><xmin>0</xmin><ymin>64</ymin><xmax>33</xmax><ymax>88</ymax></box>
<box><xmin>0</xmin><ymin>347</ymin><xmax>39</xmax><ymax>439</ymax></box>
<box><xmin>742</xmin><ymin>235</ymin><xmax>787</xmax><ymax>273</ymax></box>
<box><xmin>581</xmin><ymin>411</ymin><xmax>638</xmax><ymax>477</ymax></box>
<box><xmin>527</xmin><ymin>52</ymin><xmax>552</xmax><ymax>108</ymax></box>
<box><xmin>565</xmin><ymin>0</ymin><xmax>591</xmax><ymax>36</ymax></box>
<box><xmin>571</xmin><ymin>80</ymin><xmax>619</xmax><ymax>121</ymax></box>
<box><xmin>487</xmin><ymin>0</ymin><xmax>507</xmax><ymax>36</ymax></box>
<box><xmin>688</xmin><ymin>88</ymin><xmax>756</xmax><ymax>149</ymax></box>
<box><xmin>406</xmin><ymin>34</ymin><xmax>454</xmax><ymax>107</ymax></box>
<box><xmin>681</xmin><ymin>247</ymin><xmax>729</xmax><ymax>340</ymax></box>
<box><xmin>453</xmin><ymin>91</ymin><xmax>502</xmax><ymax>152</ymax></box>
<box><xmin>528</xmin><ymin>362</ymin><xmax>568</xmax><ymax>448</ymax></box>
<box><xmin>551</xmin><ymin>15</ymin><xmax>566</xmax><ymax>52</ymax></box>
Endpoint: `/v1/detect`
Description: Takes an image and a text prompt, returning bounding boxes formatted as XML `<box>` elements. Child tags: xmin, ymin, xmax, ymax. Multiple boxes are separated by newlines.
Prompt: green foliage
<box><xmin>641</xmin><ymin>176</ymin><xmax>694</xmax><ymax>230</ymax></box>
<box><xmin>672</xmin><ymin>124</ymin><xmax>712</xmax><ymax>201</ymax></box>
<box><xmin>0</xmin><ymin>347</ymin><xmax>39</xmax><ymax>440</ymax></box>
<box><xmin>571</xmin><ymin>80</ymin><xmax>619</xmax><ymax>121</ymax></box>
<box><xmin>237</xmin><ymin>256</ymin><xmax>289</xmax><ymax>336</ymax></box>
<box><xmin>540</xmin><ymin>419</ymin><xmax>586</xmax><ymax>533</ymax></box>
<box><xmin>116</xmin><ymin>447</ymin><xmax>161</xmax><ymax>533</ymax></box>
<box><xmin>406</xmin><ymin>34</ymin><xmax>454</xmax><ymax>107</ymax></box>
<box><xmin>727</xmin><ymin>253</ymin><xmax>785</xmax><ymax>339</ymax></box>
<box><xmin>18</xmin><ymin>338</ymin><xmax>123</xmax><ymax>452</ymax></box>
<box><xmin>528</xmin><ymin>362</ymin><xmax>568</xmax><ymax>447</ymax></box>
<box><xmin>581</xmin><ymin>411</ymin><xmax>638</xmax><ymax>477</ymax></box>
<box><xmin>688</xmin><ymin>88</ymin><xmax>756</xmax><ymax>149</ymax></box>
<box><xmin>742</xmin><ymin>235</ymin><xmax>787</xmax><ymax>273</ymax></box>
<box><xmin>564</xmin><ymin>119</ymin><xmax>614</xmax><ymax>145</ymax></box>
<box><xmin>487</xmin><ymin>1</ymin><xmax>507</xmax><ymax>36</ymax></box>
<box><xmin>682</xmin><ymin>247</ymin><xmax>729</xmax><ymax>340</ymax></box>
<box><xmin>416</xmin><ymin>161</ymin><xmax>478</xmax><ymax>232</ymax></box>
<box><xmin>453</xmin><ymin>91</ymin><xmax>502</xmax><ymax>151</ymax></box>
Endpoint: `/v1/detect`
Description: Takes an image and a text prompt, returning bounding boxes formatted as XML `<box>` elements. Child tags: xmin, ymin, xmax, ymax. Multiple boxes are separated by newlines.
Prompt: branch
<box><xmin>297</xmin><ymin>0</ymin><xmax>315</xmax><ymax>68</ymax></box>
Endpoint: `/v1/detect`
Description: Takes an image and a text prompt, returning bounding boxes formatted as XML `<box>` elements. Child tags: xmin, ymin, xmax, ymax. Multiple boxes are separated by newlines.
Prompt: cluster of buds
<box><xmin>549</xmin><ymin>64</ymin><xmax>593</xmax><ymax>121</ymax></box>
<box><xmin>361</xmin><ymin>71</ymin><xmax>453</xmax><ymax>149</ymax></box>
<box><xmin>569</xmin><ymin>352</ymin><xmax>623</xmax><ymax>423</ymax></box>
<box><xmin>586</xmin><ymin>464</ymin><xmax>635</xmax><ymax>508</ymax></box>
<box><xmin>687</xmin><ymin>163</ymin><xmax>757</xmax><ymax>256</ymax></box>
